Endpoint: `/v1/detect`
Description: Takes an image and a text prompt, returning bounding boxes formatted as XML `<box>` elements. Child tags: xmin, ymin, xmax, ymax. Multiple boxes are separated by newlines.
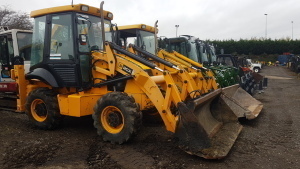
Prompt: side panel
<box><xmin>58</xmin><ymin>94</ymin><xmax>102</xmax><ymax>117</ymax></box>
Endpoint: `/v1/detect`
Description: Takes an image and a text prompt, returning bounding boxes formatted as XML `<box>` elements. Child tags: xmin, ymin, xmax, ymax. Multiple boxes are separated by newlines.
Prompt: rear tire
<box><xmin>93</xmin><ymin>92</ymin><xmax>142</xmax><ymax>144</ymax></box>
<box><xmin>25</xmin><ymin>88</ymin><xmax>62</xmax><ymax>129</ymax></box>
<box><xmin>253</xmin><ymin>68</ymin><xmax>260</xmax><ymax>73</ymax></box>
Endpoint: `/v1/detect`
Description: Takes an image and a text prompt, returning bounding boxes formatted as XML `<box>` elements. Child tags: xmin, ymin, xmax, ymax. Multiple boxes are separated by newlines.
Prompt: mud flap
<box><xmin>175</xmin><ymin>89</ymin><xmax>243</xmax><ymax>159</ymax></box>
<box><xmin>222</xmin><ymin>84</ymin><xmax>263</xmax><ymax>119</ymax></box>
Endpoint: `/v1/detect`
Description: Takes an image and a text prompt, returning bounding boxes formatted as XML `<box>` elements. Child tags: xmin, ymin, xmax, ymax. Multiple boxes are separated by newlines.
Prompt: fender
<box><xmin>26</xmin><ymin>68</ymin><xmax>59</xmax><ymax>87</ymax></box>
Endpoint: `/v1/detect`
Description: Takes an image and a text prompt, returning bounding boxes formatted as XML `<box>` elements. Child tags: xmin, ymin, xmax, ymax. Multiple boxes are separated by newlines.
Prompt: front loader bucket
<box><xmin>222</xmin><ymin>84</ymin><xmax>263</xmax><ymax>119</ymax></box>
<box><xmin>175</xmin><ymin>89</ymin><xmax>242</xmax><ymax>159</ymax></box>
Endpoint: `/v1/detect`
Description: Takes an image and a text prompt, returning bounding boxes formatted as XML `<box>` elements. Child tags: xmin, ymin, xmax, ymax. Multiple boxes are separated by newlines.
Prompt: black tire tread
<box><xmin>93</xmin><ymin>92</ymin><xmax>142</xmax><ymax>144</ymax></box>
<box><xmin>25</xmin><ymin>88</ymin><xmax>62</xmax><ymax>130</ymax></box>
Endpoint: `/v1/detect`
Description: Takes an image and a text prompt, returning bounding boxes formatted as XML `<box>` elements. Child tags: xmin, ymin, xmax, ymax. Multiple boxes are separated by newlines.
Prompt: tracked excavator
<box><xmin>0</xmin><ymin>28</ymin><xmax>32</xmax><ymax>110</ymax></box>
<box><xmin>11</xmin><ymin>3</ymin><xmax>242</xmax><ymax>159</ymax></box>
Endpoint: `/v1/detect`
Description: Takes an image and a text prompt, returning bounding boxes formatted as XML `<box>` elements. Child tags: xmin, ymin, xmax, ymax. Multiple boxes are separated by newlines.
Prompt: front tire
<box><xmin>93</xmin><ymin>92</ymin><xmax>142</xmax><ymax>144</ymax></box>
<box><xmin>25</xmin><ymin>88</ymin><xmax>62</xmax><ymax>129</ymax></box>
<box><xmin>253</xmin><ymin>68</ymin><xmax>260</xmax><ymax>73</ymax></box>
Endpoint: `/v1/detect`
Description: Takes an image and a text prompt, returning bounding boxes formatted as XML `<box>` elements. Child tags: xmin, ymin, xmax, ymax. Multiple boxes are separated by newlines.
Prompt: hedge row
<box><xmin>209</xmin><ymin>39</ymin><xmax>300</xmax><ymax>55</ymax></box>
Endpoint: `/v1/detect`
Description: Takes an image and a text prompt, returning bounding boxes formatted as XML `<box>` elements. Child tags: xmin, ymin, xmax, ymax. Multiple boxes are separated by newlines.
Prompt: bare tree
<box><xmin>0</xmin><ymin>5</ymin><xmax>33</xmax><ymax>30</ymax></box>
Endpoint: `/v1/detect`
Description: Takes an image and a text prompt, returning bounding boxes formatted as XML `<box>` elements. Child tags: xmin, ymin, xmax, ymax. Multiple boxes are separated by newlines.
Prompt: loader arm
<box><xmin>156</xmin><ymin>49</ymin><xmax>213</xmax><ymax>94</ymax></box>
<box><xmin>91</xmin><ymin>42</ymin><xmax>182</xmax><ymax>132</ymax></box>
<box><xmin>171</xmin><ymin>51</ymin><xmax>219</xmax><ymax>91</ymax></box>
<box><xmin>92</xmin><ymin>42</ymin><xmax>242</xmax><ymax>159</ymax></box>
<box><xmin>128</xmin><ymin>45</ymin><xmax>208</xmax><ymax>95</ymax></box>
<box><xmin>118</xmin><ymin>43</ymin><xmax>244</xmax><ymax>159</ymax></box>
<box><xmin>129</xmin><ymin>44</ymin><xmax>204</xmax><ymax>99</ymax></box>
<box><xmin>166</xmin><ymin>37</ymin><xmax>263</xmax><ymax>120</ymax></box>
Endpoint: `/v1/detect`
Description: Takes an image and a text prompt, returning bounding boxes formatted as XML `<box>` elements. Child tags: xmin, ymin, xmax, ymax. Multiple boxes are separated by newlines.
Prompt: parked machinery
<box><xmin>160</xmin><ymin>35</ymin><xmax>263</xmax><ymax>119</ymax></box>
<box><xmin>289</xmin><ymin>55</ymin><xmax>300</xmax><ymax>73</ymax></box>
<box><xmin>11</xmin><ymin>3</ymin><xmax>242</xmax><ymax>159</ymax></box>
<box><xmin>0</xmin><ymin>28</ymin><xmax>32</xmax><ymax>109</ymax></box>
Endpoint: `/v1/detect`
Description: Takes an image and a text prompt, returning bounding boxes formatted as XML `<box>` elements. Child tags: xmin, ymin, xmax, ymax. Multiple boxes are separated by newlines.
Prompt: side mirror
<box><xmin>79</xmin><ymin>34</ymin><xmax>87</xmax><ymax>45</ymax></box>
<box><xmin>141</xmin><ymin>44</ymin><xmax>146</xmax><ymax>50</ymax></box>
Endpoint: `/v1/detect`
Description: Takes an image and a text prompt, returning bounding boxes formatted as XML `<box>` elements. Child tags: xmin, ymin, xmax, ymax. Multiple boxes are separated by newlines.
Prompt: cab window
<box><xmin>50</xmin><ymin>14</ymin><xmax>74</xmax><ymax>60</ymax></box>
<box><xmin>31</xmin><ymin>16</ymin><xmax>46</xmax><ymax>66</ymax></box>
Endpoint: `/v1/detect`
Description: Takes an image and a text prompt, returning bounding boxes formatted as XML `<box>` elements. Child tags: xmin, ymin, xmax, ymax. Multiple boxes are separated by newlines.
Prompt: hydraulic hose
<box><xmin>107</xmin><ymin>42</ymin><xmax>163</xmax><ymax>72</ymax></box>
<box><xmin>131</xmin><ymin>44</ymin><xmax>180</xmax><ymax>70</ymax></box>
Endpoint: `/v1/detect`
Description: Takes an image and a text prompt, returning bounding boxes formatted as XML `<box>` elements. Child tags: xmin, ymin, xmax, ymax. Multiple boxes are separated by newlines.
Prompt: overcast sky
<box><xmin>2</xmin><ymin>0</ymin><xmax>299</xmax><ymax>40</ymax></box>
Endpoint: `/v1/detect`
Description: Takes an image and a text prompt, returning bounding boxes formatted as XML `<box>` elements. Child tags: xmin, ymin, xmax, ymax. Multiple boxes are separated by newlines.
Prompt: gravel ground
<box><xmin>0</xmin><ymin>65</ymin><xmax>299</xmax><ymax>169</ymax></box>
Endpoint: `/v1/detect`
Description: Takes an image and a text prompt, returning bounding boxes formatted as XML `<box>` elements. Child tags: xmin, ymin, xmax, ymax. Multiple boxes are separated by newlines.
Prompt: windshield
<box><xmin>77</xmin><ymin>13</ymin><xmax>112</xmax><ymax>52</ymax></box>
<box><xmin>217</xmin><ymin>57</ymin><xmax>233</xmax><ymax>66</ymax></box>
<box><xmin>167</xmin><ymin>39</ymin><xmax>188</xmax><ymax>56</ymax></box>
<box><xmin>137</xmin><ymin>30</ymin><xmax>155</xmax><ymax>54</ymax></box>
<box><xmin>17</xmin><ymin>32</ymin><xmax>32</xmax><ymax>61</ymax></box>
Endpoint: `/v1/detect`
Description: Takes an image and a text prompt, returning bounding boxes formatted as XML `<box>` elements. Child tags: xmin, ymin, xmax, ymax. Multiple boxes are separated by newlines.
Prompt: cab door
<box><xmin>46</xmin><ymin>13</ymin><xmax>80</xmax><ymax>87</ymax></box>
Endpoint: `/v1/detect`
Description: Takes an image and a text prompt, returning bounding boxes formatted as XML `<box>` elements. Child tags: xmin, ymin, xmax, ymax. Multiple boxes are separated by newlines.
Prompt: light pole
<box><xmin>264</xmin><ymin>14</ymin><xmax>268</xmax><ymax>39</ymax></box>
<box><xmin>291</xmin><ymin>21</ymin><xmax>294</xmax><ymax>40</ymax></box>
<box><xmin>175</xmin><ymin>25</ymin><xmax>179</xmax><ymax>37</ymax></box>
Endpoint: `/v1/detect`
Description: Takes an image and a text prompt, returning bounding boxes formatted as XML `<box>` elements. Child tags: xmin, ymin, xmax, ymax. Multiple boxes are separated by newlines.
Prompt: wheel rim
<box><xmin>101</xmin><ymin>106</ymin><xmax>124</xmax><ymax>134</ymax></box>
<box><xmin>31</xmin><ymin>99</ymin><xmax>47</xmax><ymax>122</ymax></box>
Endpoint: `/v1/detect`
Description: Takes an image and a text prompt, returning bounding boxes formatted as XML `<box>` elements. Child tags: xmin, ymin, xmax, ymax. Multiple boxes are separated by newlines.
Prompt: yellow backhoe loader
<box><xmin>117</xmin><ymin>23</ymin><xmax>263</xmax><ymax>120</ymax></box>
<box><xmin>11</xmin><ymin>3</ymin><xmax>242</xmax><ymax>159</ymax></box>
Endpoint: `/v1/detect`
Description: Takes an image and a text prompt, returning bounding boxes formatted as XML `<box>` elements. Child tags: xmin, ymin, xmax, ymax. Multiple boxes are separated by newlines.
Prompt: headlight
<box><xmin>107</xmin><ymin>12</ymin><xmax>113</xmax><ymax>19</ymax></box>
<box><xmin>81</xmin><ymin>5</ymin><xmax>89</xmax><ymax>12</ymax></box>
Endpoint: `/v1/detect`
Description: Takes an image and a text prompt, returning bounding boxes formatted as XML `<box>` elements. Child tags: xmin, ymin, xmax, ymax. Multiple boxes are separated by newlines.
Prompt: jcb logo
<box><xmin>118</xmin><ymin>63</ymin><xmax>133</xmax><ymax>75</ymax></box>
<box><xmin>122</xmin><ymin>65</ymin><xmax>133</xmax><ymax>75</ymax></box>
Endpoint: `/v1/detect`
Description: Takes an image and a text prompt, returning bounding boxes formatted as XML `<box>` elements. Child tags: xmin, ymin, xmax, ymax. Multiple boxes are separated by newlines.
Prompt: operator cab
<box><xmin>28</xmin><ymin>4</ymin><xmax>113</xmax><ymax>88</ymax></box>
<box><xmin>117</xmin><ymin>24</ymin><xmax>156</xmax><ymax>55</ymax></box>
<box><xmin>164</xmin><ymin>36</ymin><xmax>199</xmax><ymax>63</ymax></box>
<box><xmin>216</xmin><ymin>54</ymin><xmax>238</xmax><ymax>67</ymax></box>
<box><xmin>0</xmin><ymin>29</ymin><xmax>32</xmax><ymax>82</ymax></box>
